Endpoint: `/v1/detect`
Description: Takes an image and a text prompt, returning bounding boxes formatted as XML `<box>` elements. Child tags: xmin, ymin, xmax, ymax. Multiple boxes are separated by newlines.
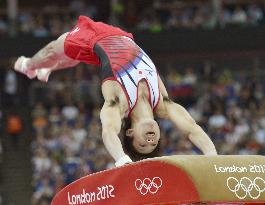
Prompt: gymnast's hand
<box><xmin>14</xmin><ymin>56</ymin><xmax>36</xmax><ymax>79</ymax></box>
<box><xmin>205</xmin><ymin>150</ymin><xmax>218</xmax><ymax>156</ymax></box>
<box><xmin>115</xmin><ymin>155</ymin><xmax>133</xmax><ymax>167</ymax></box>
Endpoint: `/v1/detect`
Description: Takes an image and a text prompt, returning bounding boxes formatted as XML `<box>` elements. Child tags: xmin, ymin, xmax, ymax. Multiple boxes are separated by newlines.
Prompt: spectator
<box><xmin>231</xmin><ymin>6</ymin><xmax>248</xmax><ymax>25</ymax></box>
<box><xmin>6</xmin><ymin>112</ymin><xmax>23</xmax><ymax>150</ymax></box>
<box><xmin>247</xmin><ymin>4</ymin><xmax>264</xmax><ymax>25</ymax></box>
<box><xmin>48</xmin><ymin>106</ymin><xmax>61</xmax><ymax>125</ymax></box>
<box><xmin>32</xmin><ymin>177</ymin><xmax>53</xmax><ymax>205</ymax></box>
<box><xmin>61</xmin><ymin>99</ymin><xmax>79</xmax><ymax>126</ymax></box>
<box><xmin>208</xmin><ymin>108</ymin><xmax>227</xmax><ymax>129</ymax></box>
<box><xmin>32</xmin><ymin>102</ymin><xmax>48</xmax><ymax>133</ymax></box>
<box><xmin>219</xmin><ymin>8</ymin><xmax>233</xmax><ymax>27</ymax></box>
<box><xmin>33</xmin><ymin>16</ymin><xmax>49</xmax><ymax>38</ymax></box>
<box><xmin>0</xmin><ymin>17</ymin><xmax>7</xmax><ymax>34</ymax></box>
<box><xmin>3</xmin><ymin>70</ymin><xmax>18</xmax><ymax>106</ymax></box>
<box><xmin>32</xmin><ymin>148</ymin><xmax>52</xmax><ymax>174</ymax></box>
<box><xmin>182</xmin><ymin>67</ymin><xmax>197</xmax><ymax>85</ymax></box>
<box><xmin>72</xmin><ymin>119</ymin><xmax>87</xmax><ymax>146</ymax></box>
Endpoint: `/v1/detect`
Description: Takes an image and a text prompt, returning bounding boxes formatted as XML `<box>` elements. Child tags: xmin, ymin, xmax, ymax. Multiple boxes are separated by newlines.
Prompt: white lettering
<box><xmin>255</xmin><ymin>165</ymin><xmax>261</xmax><ymax>173</ymax></box>
<box><xmin>96</xmin><ymin>187</ymin><xmax>101</xmax><ymax>201</ymax></box>
<box><xmin>85</xmin><ymin>192</ymin><xmax>90</xmax><ymax>203</ymax></box>
<box><xmin>68</xmin><ymin>192</ymin><xmax>73</xmax><ymax>205</ymax></box>
<box><xmin>249</xmin><ymin>165</ymin><xmax>255</xmax><ymax>173</ymax></box>
<box><xmin>72</xmin><ymin>195</ymin><xmax>76</xmax><ymax>205</ymax></box>
<box><xmin>105</xmin><ymin>185</ymin><xmax>109</xmax><ymax>198</ymax></box>
<box><xmin>214</xmin><ymin>164</ymin><xmax>220</xmax><ymax>172</ymax></box>
<box><xmin>215</xmin><ymin>164</ymin><xmax>265</xmax><ymax>174</ymax></box>
<box><xmin>101</xmin><ymin>186</ymin><xmax>106</xmax><ymax>199</ymax></box>
<box><xmin>250</xmin><ymin>165</ymin><xmax>265</xmax><ymax>173</ymax></box>
<box><xmin>214</xmin><ymin>164</ymin><xmax>247</xmax><ymax>173</ymax></box>
<box><xmin>91</xmin><ymin>192</ymin><xmax>95</xmax><ymax>202</ymax></box>
<box><xmin>76</xmin><ymin>195</ymin><xmax>81</xmax><ymax>204</ymax></box>
<box><xmin>109</xmin><ymin>185</ymin><xmax>115</xmax><ymax>197</ymax></box>
<box><xmin>67</xmin><ymin>185</ymin><xmax>115</xmax><ymax>205</ymax></box>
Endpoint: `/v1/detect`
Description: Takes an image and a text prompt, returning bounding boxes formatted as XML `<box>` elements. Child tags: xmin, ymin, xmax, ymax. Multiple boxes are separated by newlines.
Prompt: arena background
<box><xmin>0</xmin><ymin>0</ymin><xmax>265</xmax><ymax>204</ymax></box>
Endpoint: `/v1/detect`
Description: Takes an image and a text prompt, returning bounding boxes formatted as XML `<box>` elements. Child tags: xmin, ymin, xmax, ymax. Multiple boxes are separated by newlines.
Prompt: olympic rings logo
<box><xmin>134</xmin><ymin>177</ymin><xmax>163</xmax><ymax>195</ymax></box>
<box><xmin>226</xmin><ymin>177</ymin><xmax>265</xmax><ymax>199</ymax></box>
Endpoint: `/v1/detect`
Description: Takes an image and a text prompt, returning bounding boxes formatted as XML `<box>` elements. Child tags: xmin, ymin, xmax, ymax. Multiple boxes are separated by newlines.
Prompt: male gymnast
<box><xmin>14</xmin><ymin>16</ymin><xmax>217</xmax><ymax>166</ymax></box>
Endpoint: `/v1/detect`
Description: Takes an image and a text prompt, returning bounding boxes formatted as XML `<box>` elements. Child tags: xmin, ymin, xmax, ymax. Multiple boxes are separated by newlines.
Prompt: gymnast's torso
<box><xmin>94</xmin><ymin>36</ymin><xmax>160</xmax><ymax>117</ymax></box>
<box><xmin>64</xmin><ymin>16</ymin><xmax>163</xmax><ymax>117</ymax></box>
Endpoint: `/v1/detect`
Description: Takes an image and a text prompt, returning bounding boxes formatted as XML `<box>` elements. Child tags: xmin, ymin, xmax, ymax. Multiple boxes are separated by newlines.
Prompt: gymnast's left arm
<box><xmin>162</xmin><ymin>99</ymin><xmax>217</xmax><ymax>155</ymax></box>
<box><xmin>156</xmin><ymin>77</ymin><xmax>217</xmax><ymax>155</ymax></box>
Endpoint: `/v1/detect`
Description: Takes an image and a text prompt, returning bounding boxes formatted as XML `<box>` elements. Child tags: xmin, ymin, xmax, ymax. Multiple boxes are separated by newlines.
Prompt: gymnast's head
<box><xmin>122</xmin><ymin>118</ymin><xmax>161</xmax><ymax>161</ymax></box>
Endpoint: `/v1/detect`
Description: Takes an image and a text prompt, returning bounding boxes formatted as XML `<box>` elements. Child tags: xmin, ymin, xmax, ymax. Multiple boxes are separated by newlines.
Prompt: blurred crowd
<box><xmin>28</xmin><ymin>61</ymin><xmax>265</xmax><ymax>204</ymax></box>
<box><xmin>137</xmin><ymin>0</ymin><xmax>265</xmax><ymax>31</ymax></box>
<box><xmin>0</xmin><ymin>0</ymin><xmax>265</xmax><ymax>36</ymax></box>
<box><xmin>30</xmin><ymin>65</ymin><xmax>103</xmax><ymax>205</ymax></box>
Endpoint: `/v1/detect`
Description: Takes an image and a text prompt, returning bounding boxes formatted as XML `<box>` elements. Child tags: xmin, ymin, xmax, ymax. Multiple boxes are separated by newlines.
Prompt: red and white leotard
<box><xmin>64</xmin><ymin>16</ymin><xmax>160</xmax><ymax>116</ymax></box>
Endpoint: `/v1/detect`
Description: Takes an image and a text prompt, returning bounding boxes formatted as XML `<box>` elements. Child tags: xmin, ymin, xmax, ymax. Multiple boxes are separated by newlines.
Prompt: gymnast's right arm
<box><xmin>100</xmin><ymin>100</ymin><xmax>133</xmax><ymax>167</ymax></box>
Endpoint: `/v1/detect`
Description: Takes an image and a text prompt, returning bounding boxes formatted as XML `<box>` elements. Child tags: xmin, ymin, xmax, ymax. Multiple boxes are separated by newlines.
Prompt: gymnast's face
<box><xmin>127</xmin><ymin>119</ymin><xmax>160</xmax><ymax>154</ymax></box>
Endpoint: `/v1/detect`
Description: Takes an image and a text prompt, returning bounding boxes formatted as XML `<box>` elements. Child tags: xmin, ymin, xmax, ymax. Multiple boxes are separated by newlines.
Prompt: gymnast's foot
<box><xmin>14</xmin><ymin>56</ymin><xmax>36</xmax><ymax>79</ymax></box>
<box><xmin>36</xmin><ymin>68</ymin><xmax>52</xmax><ymax>82</ymax></box>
